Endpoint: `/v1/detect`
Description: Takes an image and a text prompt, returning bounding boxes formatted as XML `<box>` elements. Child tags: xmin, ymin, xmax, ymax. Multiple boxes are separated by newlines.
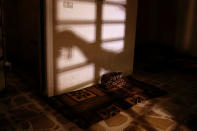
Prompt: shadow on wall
<box><xmin>52</xmin><ymin>0</ymin><xmax>136</xmax><ymax>94</ymax></box>
<box><xmin>174</xmin><ymin>0</ymin><xmax>197</xmax><ymax>56</ymax></box>
<box><xmin>188</xmin><ymin>0</ymin><xmax>197</xmax><ymax>56</ymax></box>
<box><xmin>135</xmin><ymin>0</ymin><xmax>197</xmax><ymax>57</ymax></box>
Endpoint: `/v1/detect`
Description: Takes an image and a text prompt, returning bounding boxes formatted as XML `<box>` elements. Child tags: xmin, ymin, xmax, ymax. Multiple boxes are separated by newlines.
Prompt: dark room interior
<box><xmin>0</xmin><ymin>0</ymin><xmax>197</xmax><ymax>131</ymax></box>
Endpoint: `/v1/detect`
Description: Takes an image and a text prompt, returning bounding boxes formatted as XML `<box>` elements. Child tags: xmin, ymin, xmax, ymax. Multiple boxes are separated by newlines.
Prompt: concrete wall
<box><xmin>136</xmin><ymin>0</ymin><xmax>197</xmax><ymax>57</ymax></box>
<box><xmin>4</xmin><ymin>0</ymin><xmax>18</xmax><ymax>61</ymax></box>
<box><xmin>46</xmin><ymin>0</ymin><xmax>137</xmax><ymax>95</ymax></box>
<box><xmin>175</xmin><ymin>0</ymin><xmax>197</xmax><ymax>57</ymax></box>
<box><xmin>5</xmin><ymin>0</ymin><xmax>41</xmax><ymax>77</ymax></box>
<box><xmin>136</xmin><ymin>0</ymin><xmax>177</xmax><ymax>46</ymax></box>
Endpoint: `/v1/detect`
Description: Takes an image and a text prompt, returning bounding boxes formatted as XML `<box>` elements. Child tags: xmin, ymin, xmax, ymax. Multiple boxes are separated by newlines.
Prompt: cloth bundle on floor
<box><xmin>101</xmin><ymin>72</ymin><xmax>127</xmax><ymax>92</ymax></box>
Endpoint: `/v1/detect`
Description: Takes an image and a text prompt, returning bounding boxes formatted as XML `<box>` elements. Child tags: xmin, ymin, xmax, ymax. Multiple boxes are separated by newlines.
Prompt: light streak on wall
<box><xmin>103</xmin><ymin>3</ymin><xmax>126</xmax><ymax>21</ymax></box>
<box><xmin>105</xmin><ymin>0</ymin><xmax>127</xmax><ymax>4</ymax></box>
<box><xmin>56</xmin><ymin>24</ymin><xmax>96</xmax><ymax>43</ymax></box>
<box><xmin>57</xmin><ymin>63</ymin><xmax>95</xmax><ymax>93</ymax></box>
<box><xmin>56</xmin><ymin>0</ymin><xmax>96</xmax><ymax>21</ymax></box>
<box><xmin>102</xmin><ymin>24</ymin><xmax>125</xmax><ymax>40</ymax></box>
<box><xmin>101</xmin><ymin>40</ymin><xmax>124</xmax><ymax>53</ymax></box>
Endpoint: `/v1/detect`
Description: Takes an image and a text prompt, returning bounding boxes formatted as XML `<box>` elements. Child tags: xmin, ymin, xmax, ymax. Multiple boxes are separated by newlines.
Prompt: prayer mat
<box><xmin>48</xmin><ymin>76</ymin><xmax>166</xmax><ymax>128</ymax></box>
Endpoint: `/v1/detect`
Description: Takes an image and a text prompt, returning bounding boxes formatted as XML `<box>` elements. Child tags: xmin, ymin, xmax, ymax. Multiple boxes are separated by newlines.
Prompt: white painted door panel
<box><xmin>45</xmin><ymin>0</ymin><xmax>137</xmax><ymax>96</ymax></box>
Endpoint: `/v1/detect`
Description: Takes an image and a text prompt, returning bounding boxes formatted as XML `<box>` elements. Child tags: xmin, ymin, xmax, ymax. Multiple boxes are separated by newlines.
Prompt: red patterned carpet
<box><xmin>49</xmin><ymin>76</ymin><xmax>166</xmax><ymax>128</ymax></box>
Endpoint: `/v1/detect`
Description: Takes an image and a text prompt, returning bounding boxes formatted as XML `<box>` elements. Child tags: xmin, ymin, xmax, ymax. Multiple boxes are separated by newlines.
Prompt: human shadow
<box><xmin>52</xmin><ymin>0</ymin><xmax>136</xmax><ymax>94</ymax></box>
<box><xmin>54</xmin><ymin>30</ymin><xmax>129</xmax><ymax>72</ymax></box>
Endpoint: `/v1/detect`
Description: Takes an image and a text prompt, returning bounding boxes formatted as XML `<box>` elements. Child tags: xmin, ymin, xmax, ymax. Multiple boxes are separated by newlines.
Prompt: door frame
<box><xmin>40</xmin><ymin>0</ymin><xmax>54</xmax><ymax>97</ymax></box>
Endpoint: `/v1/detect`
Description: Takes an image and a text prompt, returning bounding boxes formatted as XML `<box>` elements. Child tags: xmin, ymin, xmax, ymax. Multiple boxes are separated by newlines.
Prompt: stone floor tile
<box><xmin>30</xmin><ymin>115</ymin><xmax>55</xmax><ymax>130</ymax></box>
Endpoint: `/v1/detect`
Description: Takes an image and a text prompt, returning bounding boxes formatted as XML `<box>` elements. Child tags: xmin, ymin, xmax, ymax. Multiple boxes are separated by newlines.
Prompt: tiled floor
<box><xmin>0</xmin><ymin>55</ymin><xmax>197</xmax><ymax>131</ymax></box>
<box><xmin>0</xmin><ymin>72</ymin><xmax>83</xmax><ymax>131</ymax></box>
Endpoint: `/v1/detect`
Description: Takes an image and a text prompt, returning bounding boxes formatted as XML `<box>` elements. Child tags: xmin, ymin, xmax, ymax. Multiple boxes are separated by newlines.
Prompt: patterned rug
<box><xmin>48</xmin><ymin>76</ymin><xmax>166</xmax><ymax>128</ymax></box>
